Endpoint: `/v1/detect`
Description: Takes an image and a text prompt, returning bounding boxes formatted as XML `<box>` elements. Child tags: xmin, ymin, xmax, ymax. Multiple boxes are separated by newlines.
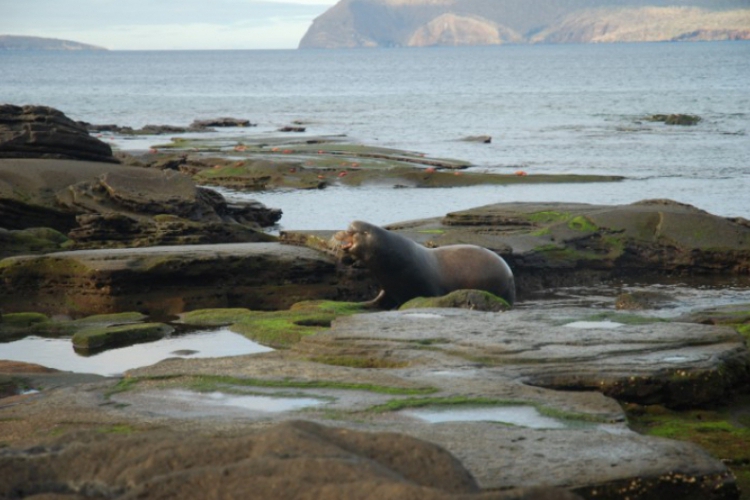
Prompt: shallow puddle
<box><xmin>166</xmin><ymin>390</ymin><xmax>324</xmax><ymax>413</ymax></box>
<box><xmin>403</xmin><ymin>405</ymin><xmax>567</xmax><ymax>429</ymax></box>
<box><xmin>0</xmin><ymin>328</ymin><xmax>272</xmax><ymax>377</ymax></box>
<box><xmin>565</xmin><ymin>320</ymin><xmax>624</xmax><ymax>329</ymax></box>
<box><xmin>403</xmin><ymin>313</ymin><xmax>444</xmax><ymax>319</ymax></box>
<box><xmin>661</xmin><ymin>355</ymin><xmax>692</xmax><ymax>363</ymax></box>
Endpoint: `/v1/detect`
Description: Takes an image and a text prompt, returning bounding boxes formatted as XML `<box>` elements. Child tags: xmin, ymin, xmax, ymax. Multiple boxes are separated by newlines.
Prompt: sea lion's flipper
<box><xmin>360</xmin><ymin>289</ymin><xmax>388</xmax><ymax>309</ymax></box>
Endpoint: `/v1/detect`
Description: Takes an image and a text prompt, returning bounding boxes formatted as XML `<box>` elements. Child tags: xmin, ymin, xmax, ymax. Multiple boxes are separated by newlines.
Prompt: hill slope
<box><xmin>298</xmin><ymin>0</ymin><xmax>750</xmax><ymax>48</ymax></box>
<box><xmin>0</xmin><ymin>35</ymin><xmax>107</xmax><ymax>51</ymax></box>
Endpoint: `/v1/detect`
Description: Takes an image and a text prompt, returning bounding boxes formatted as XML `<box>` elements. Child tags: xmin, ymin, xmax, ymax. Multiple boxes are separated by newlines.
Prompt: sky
<box><xmin>0</xmin><ymin>0</ymin><xmax>338</xmax><ymax>50</ymax></box>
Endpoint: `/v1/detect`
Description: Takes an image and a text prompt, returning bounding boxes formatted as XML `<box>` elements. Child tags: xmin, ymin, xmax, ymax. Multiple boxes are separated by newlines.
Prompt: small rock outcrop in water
<box><xmin>83</xmin><ymin>117</ymin><xmax>256</xmax><ymax>135</ymax></box>
<box><xmin>648</xmin><ymin>113</ymin><xmax>702</xmax><ymax>126</ymax></box>
<box><xmin>190</xmin><ymin>117</ymin><xmax>254</xmax><ymax>128</ymax></box>
<box><xmin>0</xmin><ymin>104</ymin><xmax>117</xmax><ymax>163</ymax></box>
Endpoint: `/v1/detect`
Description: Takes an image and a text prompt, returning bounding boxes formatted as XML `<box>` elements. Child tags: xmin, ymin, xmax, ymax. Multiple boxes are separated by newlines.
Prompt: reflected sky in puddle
<box><xmin>565</xmin><ymin>321</ymin><xmax>623</xmax><ymax>329</ymax></box>
<box><xmin>403</xmin><ymin>406</ymin><xmax>566</xmax><ymax>429</ymax></box>
<box><xmin>0</xmin><ymin>328</ymin><xmax>271</xmax><ymax>377</ymax></box>
<box><xmin>662</xmin><ymin>355</ymin><xmax>692</xmax><ymax>363</ymax></box>
<box><xmin>403</xmin><ymin>313</ymin><xmax>444</xmax><ymax>319</ymax></box>
<box><xmin>403</xmin><ymin>405</ymin><xmax>630</xmax><ymax>434</ymax></box>
<box><xmin>165</xmin><ymin>389</ymin><xmax>324</xmax><ymax>413</ymax></box>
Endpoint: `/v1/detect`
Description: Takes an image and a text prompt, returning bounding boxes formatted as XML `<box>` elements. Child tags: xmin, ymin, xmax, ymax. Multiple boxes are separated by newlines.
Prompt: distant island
<box><xmin>0</xmin><ymin>35</ymin><xmax>107</xmax><ymax>51</ymax></box>
<box><xmin>299</xmin><ymin>0</ymin><xmax>750</xmax><ymax>49</ymax></box>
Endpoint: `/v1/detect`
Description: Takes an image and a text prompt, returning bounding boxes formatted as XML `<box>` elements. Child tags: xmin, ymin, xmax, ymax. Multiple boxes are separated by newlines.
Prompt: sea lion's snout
<box><xmin>336</xmin><ymin>222</ymin><xmax>370</xmax><ymax>251</ymax></box>
<box><xmin>333</xmin><ymin>229</ymin><xmax>354</xmax><ymax>251</ymax></box>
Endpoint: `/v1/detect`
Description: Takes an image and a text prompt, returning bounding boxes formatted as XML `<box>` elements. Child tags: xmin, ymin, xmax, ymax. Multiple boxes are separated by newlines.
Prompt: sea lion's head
<box><xmin>334</xmin><ymin>220</ymin><xmax>380</xmax><ymax>263</ymax></box>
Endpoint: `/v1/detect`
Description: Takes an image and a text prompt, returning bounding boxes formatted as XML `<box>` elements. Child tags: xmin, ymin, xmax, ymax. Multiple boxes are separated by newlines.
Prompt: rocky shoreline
<box><xmin>1</xmin><ymin>105</ymin><xmax>749</xmax><ymax>499</ymax></box>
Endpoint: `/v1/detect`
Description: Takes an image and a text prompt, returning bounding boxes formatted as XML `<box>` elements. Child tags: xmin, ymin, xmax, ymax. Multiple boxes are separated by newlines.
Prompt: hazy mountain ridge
<box><xmin>299</xmin><ymin>0</ymin><xmax>750</xmax><ymax>48</ymax></box>
<box><xmin>0</xmin><ymin>35</ymin><xmax>107</xmax><ymax>51</ymax></box>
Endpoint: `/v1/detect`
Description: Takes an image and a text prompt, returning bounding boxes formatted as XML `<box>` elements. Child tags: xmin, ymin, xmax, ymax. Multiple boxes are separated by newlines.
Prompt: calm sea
<box><xmin>2</xmin><ymin>43</ymin><xmax>749</xmax><ymax>228</ymax></box>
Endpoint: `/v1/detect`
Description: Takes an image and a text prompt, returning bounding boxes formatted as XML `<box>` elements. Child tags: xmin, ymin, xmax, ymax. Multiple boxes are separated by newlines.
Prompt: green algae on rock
<box><xmin>72</xmin><ymin>323</ymin><xmax>174</xmax><ymax>351</ymax></box>
<box><xmin>111</xmin><ymin>374</ymin><xmax>436</xmax><ymax>397</ymax></box>
<box><xmin>399</xmin><ymin>289</ymin><xmax>511</xmax><ymax>312</ymax></box>
<box><xmin>627</xmin><ymin>399</ymin><xmax>750</xmax><ymax>498</ymax></box>
<box><xmin>0</xmin><ymin>227</ymin><xmax>73</xmax><ymax>259</ymax></box>
<box><xmin>152</xmin><ymin>135</ymin><xmax>623</xmax><ymax>191</ymax></box>
<box><xmin>0</xmin><ymin>311</ymin><xmax>152</xmax><ymax>342</ymax></box>
<box><xmin>181</xmin><ymin>301</ymin><xmax>370</xmax><ymax>349</ymax></box>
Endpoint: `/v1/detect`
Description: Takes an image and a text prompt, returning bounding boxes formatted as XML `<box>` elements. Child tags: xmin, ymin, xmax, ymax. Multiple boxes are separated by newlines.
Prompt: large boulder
<box><xmin>0</xmin><ymin>104</ymin><xmax>116</xmax><ymax>163</ymax></box>
<box><xmin>0</xmin><ymin>158</ymin><xmax>280</xmax><ymax>253</ymax></box>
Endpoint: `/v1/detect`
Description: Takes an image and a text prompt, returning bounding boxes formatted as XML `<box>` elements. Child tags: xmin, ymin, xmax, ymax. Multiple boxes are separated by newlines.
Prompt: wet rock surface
<box><xmin>147</xmin><ymin>134</ymin><xmax>623</xmax><ymax>190</ymax></box>
<box><xmin>298</xmin><ymin>308</ymin><xmax>749</xmax><ymax>408</ymax></box>
<box><xmin>1</xmin><ymin>297</ymin><xmax>746</xmax><ymax>498</ymax></box>
<box><xmin>0</xmin><ymin>104</ymin><xmax>116</xmax><ymax>163</ymax></box>
<box><xmin>0</xmin><ymin>419</ymin><xmax>579</xmax><ymax>500</ymax></box>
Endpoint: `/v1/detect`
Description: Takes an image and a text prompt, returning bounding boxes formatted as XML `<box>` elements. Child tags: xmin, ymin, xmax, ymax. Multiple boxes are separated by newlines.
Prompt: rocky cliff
<box><xmin>299</xmin><ymin>0</ymin><xmax>750</xmax><ymax>48</ymax></box>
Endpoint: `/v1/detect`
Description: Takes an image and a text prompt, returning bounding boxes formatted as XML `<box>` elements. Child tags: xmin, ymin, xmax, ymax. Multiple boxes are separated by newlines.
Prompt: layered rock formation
<box><xmin>0</xmin><ymin>158</ymin><xmax>280</xmax><ymax>255</ymax></box>
<box><xmin>0</xmin><ymin>104</ymin><xmax>116</xmax><ymax>163</ymax></box>
<box><xmin>0</xmin><ymin>243</ymin><xmax>368</xmax><ymax>317</ymax></box>
<box><xmin>299</xmin><ymin>0</ymin><xmax>750</xmax><ymax>48</ymax></box>
<box><xmin>0</xmin><ymin>105</ymin><xmax>281</xmax><ymax>256</ymax></box>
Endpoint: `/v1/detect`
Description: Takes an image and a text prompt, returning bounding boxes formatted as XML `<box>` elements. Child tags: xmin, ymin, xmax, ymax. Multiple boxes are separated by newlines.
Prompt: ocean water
<box><xmin>1</xmin><ymin>42</ymin><xmax>749</xmax><ymax>227</ymax></box>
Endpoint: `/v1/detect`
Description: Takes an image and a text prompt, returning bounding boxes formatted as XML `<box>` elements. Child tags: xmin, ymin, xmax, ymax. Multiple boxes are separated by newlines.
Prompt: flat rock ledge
<box><xmin>100</xmin><ymin>305</ymin><xmax>746</xmax><ymax>497</ymax></box>
<box><xmin>1</xmin><ymin>303</ymin><xmax>745</xmax><ymax>498</ymax></box>
<box><xmin>300</xmin><ymin>308</ymin><xmax>750</xmax><ymax>409</ymax></box>
<box><xmin>0</xmin><ymin>243</ymin><xmax>369</xmax><ymax>317</ymax></box>
<box><xmin>0</xmin><ymin>420</ymin><xmax>579</xmax><ymax>500</ymax></box>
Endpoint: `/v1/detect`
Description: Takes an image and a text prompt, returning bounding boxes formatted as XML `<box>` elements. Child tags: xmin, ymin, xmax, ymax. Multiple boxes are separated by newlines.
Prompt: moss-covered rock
<box><xmin>229</xmin><ymin>310</ymin><xmax>343</xmax><ymax>349</ymax></box>
<box><xmin>399</xmin><ymin>290</ymin><xmax>511</xmax><ymax>312</ymax></box>
<box><xmin>679</xmin><ymin>303</ymin><xmax>750</xmax><ymax>326</ymax></box>
<box><xmin>0</xmin><ymin>312</ymin><xmax>53</xmax><ymax>340</ymax></box>
<box><xmin>179</xmin><ymin>308</ymin><xmax>254</xmax><ymax>326</ymax></box>
<box><xmin>627</xmin><ymin>399</ymin><xmax>750</xmax><ymax>498</ymax></box>
<box><xmin>72</xmin><ymin>323</ymin><xmax>173</xmax><ymax>351</ymax></box>
<box><xmin>0</xmin><ymin>227</ymin><xmax>73</xmax><ymax>259</ymax></box>
<box><xmin>615</xmin><ymin>291</ymin><xmax>673</xmax><ymax>310</ymax></box>
<box><xmin>180</xmin><ymin>301</ymin><xmax>370</xmax><ymax>349</ymax></box>
<box><xmin>0</xmin><ymin>311</ymin><xmax>153</xmax><ymax>342</ymax></box>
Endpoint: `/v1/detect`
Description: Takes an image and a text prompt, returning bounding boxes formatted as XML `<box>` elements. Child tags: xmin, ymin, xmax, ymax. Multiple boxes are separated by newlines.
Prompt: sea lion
<box><xmin>335</xmin><ymin>220</ymin><xmax>515</xmax><ymax>308</ymax></box>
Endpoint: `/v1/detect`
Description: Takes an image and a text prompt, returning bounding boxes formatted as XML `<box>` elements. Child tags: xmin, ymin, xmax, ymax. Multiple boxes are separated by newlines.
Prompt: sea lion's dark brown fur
<box><xmin>336</xmin><ymin>220</ymin><xmax>515</xmax><ymax>308</ymax></box>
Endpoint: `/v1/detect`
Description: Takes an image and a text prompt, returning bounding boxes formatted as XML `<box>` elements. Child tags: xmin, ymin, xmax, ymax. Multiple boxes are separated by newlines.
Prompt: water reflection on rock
<box><xmin>0</xmin><ymin>328</ymin><xmax>271</xmax><ymax>377</ymax></box>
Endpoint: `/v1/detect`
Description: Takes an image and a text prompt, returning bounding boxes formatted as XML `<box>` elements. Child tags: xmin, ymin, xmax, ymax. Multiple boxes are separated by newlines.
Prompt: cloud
<box><xmin>0</xmin><ymin>0</ymin><xmax>336</xmax><ymax>49</ymax></box>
